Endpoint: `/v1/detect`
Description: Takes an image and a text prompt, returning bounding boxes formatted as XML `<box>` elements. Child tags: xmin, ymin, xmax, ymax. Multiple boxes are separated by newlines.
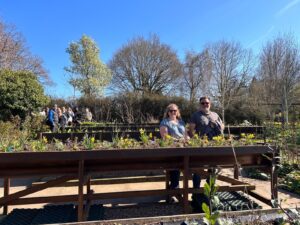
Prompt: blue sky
<box><xmin>1</xmin><ymin>0</ymin><xmax>300</xmax><ymax>98</ymax></box>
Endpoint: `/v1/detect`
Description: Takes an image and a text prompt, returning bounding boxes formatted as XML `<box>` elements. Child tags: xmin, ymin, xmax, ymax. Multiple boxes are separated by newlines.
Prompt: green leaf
<box><xmin>202</xmin><ymin>202</ymin><xmax>210</xmax><ymax>216</ymax></box>
<box><xmin>204</xmin><ymin>182</ymin><xmax>210</xmax><ymax>196</ymax></box>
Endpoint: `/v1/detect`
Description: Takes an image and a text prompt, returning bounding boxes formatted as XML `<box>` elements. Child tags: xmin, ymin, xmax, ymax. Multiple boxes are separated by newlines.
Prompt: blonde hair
<box><xmin>163</xmin><ymin>103</ymin><xmax>181</xmax><ymax>119</ymax></box>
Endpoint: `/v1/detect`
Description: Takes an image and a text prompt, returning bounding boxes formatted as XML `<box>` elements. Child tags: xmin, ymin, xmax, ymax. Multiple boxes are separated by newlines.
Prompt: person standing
<box><xmin>67</xmin><ymin>107</ymin><xmax>74</xmax><ymax>125</ymax></box>
<box><xmin>58</xmin><ymin>107</ymin><xmax>68</xmax><ymax>132</ymax></box>
<box><xmin>46</xmin><ymin>106</ymin><xmax>57</xmax><ymax>132</ymax></box>
<box><xmin>189</xmin><ymin>96</ymin><xmax>224</xmax><ymax>210</ymax></box>
<box><xmin>73</xmin><ymin>107</ymin><xmax>82</xmax><ymax>127</ymax></box>
<box><xmin>189</xmin><ymin>96</ymin><xmax>224</xmax><ymax>140</ymax></box>
<box><xmin>85</xmin><ymin>108</ymin><xmax>93</xmax><ymax>122</ymax></box>
<box><xmin>160</xmin><ymin>103</ymin><xmax>187</xmax><ymax>192</ymax></box>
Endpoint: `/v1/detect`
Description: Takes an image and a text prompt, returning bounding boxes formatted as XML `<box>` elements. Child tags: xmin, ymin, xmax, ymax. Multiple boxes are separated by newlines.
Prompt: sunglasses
<box><xmin>201</xmin><ymin>102</ymin><xmax>210</xmax><ymax>105</ymax></box>
<box><xmin>169</xmin><ymin>109</ymin><xmax>177</xmax><ymax>113</ymax></box>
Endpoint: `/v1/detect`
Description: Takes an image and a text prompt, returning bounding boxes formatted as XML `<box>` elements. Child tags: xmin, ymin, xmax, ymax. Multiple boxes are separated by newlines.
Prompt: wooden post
<box><xmin>78</xmin><ymin>160</ymin><xmax>84</xmax><ymax>222</ymax></box>
<box><xmin>86</xmin><ymin>176</ymin><xmax>91</xmax><ymax>195</ymax></box>
<box><xmin>3</xmin><ymin>178</ymin><xmax>10</xmax><ymax>215</ymax></box>
<box><xmin>183</xmin><ymin>156</ymin><xmax>189</xmax><ymax>213</ymax></box>
<box><xmin>84</xmin><ymin>176</ymin><xmax>92</xmax><ymax>221</ymax></box>
<box><xmin>165</xmin><ymin>170</ymin><xmax>170</xmax><ymax>202</ymax></box>
<box><xmin>271</xmin><ymin>148</ymin><xmax>279</xmax><ymax>203</ymax></box>
<box><xmin>234</xmin><ymin>165</ymin><xmax>239</xmax><ymax>180</ymax></box>
<box><xmin>270</xmin><ymin>166</ymin><xmax>278</xmax><ymax>202</ymax></box>
<box><xmin>269</xmin><ymin>146</ymin><xmax>279</xmax><ymax>208</ymax></box>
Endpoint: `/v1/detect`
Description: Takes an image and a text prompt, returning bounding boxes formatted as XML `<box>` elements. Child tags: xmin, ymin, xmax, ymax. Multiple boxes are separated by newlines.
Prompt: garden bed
<box><xmin>0</xmin><ymin>145</ymin><xmax>278</xmax><ymax>222</ymax></box>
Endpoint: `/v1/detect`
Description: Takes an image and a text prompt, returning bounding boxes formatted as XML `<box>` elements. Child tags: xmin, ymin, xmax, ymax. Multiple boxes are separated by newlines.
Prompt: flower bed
<box><xmin>1</xmin><ymin>127</ymin><xmax>266</xmax><ymax>152</ymax></box>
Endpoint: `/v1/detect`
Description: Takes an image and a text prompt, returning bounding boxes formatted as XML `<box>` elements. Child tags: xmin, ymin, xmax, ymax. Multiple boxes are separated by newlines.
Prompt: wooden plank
<box><xmin>7</xmin><ymin>185</ymin><xmax>256</xmax><ymax>206</ymax></box>
<box><xmin>248</xmin><ymin>190</ymin><xmax>272</xmax><ymax>206</ymax></box>
<box><xmin>78</xmin><ymin>160</ymin><xmax>84</xmax><ymax>222</ymax></box>
<box><xmin>271</xmin><ymin>166</ymin><xmax>278</xmax><ymax>201</ymax></box>
<box><xmin>192</xmin><ymin>169</ymin><xmax>250</xmax><ymax>185</ymax></box>
<box><xmin>32</xmin><ymin>175</ymin><xmax>167</xmax><ymax>187</ymax></box>
<box><xmin>189</xmin><ymin>184</ymin><xmax>256</xmax><ymax>193</ymax></box>
<box><xmin>31</xmin><ymin>173</ymin><xmax>251</xmax><ymax>187</ymax></box>
<box><xmin>3</xmin><ymin>178</ymin><xmax>10</xmax><ymax>215</ymax></box>
<box><xmin>217</xmin><ymin>174</ymin><xmax>250</xmax><ymax>185</ymax></box>
<box><xmin>8</xmin><ymin>189</ymin><xmax>184</xmax><ymax>205</ymax></box>
<box><xmin>234</xmin><ymin>165</ymin><xmax>239</xmax><ymax>180</ymax></box>
<box><xmin>183</xmin><ymin>156</ymin><xmax>189</xmax><ymax>213</ymax></box>
<box><xmin>83</xmin><ymin>189</ymin><xmax>94</xmax><ymax>221</ymax></box>
<box><xmin>0</xmin><ymin>176</ymin><xmax>75</xmax><ymax>206</ymax></box>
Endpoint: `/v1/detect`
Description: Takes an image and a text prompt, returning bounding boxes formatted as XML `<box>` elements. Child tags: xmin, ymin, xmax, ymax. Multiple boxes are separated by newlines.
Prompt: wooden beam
<box><xmin>32</xmin><ymin>175</ymin><xmax>167</xmax><ymax>187</ymax></box>
<box><xmin>31</xmin><ymin>173</ymin><xmax>251</xmax><ymax>187</ymax></box>
<box><xmin>78</xmin><ymin>160</ymin><xmax>84</xmax><ymax>222</ymax></box>
<box><xmin>192</xmin><ymin>169</ymin><xmax>251</xmax><ymax>185</ymax></box>
<box><xmin>183</xmin><ymin>156</ymin><xmax>189</xmax><ymax>214</ymax></box>
<box><xmin>189</xmin><ymin>184</ymin><xmax>256</xmax><ymax>193</ymax></box>
<box><xmin>8</xmin><ymin>189</ymin><xmax>184</xmax><ymax>205</ymax></box>
<box><xmin>83</xmin><ymin>189</ymin><xmax>94</xmax><ymax>221</ymax></box>
<box><xmin>248</xmin><ymin>190</ymin><xmax>272</xmax><ymax>206</ymax></box>
<box><xmin>0</xmin><ymin>176</ymin><xmax>75</xmax><ymax>206</ymax></box>
<box><xmin>217</xmin><ymin>175</ymin><xmax>250</xmax><ymax>186</ymax></box>
<box><xmin>3</xmin><ymin>178</ymin><xmax>10</xmax><ymax>215</ymax></box>
<box><xmin>7</xmin><ymin>184</ymin><xmax>256</xmax><ymax>206</ymax></box>
<box><xmin>234</xmin><ymin>165</ymin><xmax>239</xmax><ymax>180</ymax></box>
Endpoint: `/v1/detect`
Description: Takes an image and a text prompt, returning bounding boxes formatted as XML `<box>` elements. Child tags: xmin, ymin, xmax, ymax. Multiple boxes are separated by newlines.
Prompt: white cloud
<box><xmin>276</xmin><ymin>0</ymin><xmax>300</xmax><ymax>17</ymax></box>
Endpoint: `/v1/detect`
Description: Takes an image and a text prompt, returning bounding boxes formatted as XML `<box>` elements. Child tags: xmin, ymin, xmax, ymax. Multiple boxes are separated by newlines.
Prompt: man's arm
<box><xmin>188</xmin><ymin>123</ymin><xmax>196</xmax><ymax>137</ymax></box>
<box><xmin>217</xmin><ymin>116</ymin><xmax>224</xmax><ymax>131</ymax></box>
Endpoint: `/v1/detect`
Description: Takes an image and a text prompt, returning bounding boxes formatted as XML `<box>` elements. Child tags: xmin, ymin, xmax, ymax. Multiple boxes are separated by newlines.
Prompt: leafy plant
<box><xmin>72</xmin><ymin>137</ymin><xmax>79</xmax><ymax>151</ymax></box>
<box><xmin>202</xmin><ymin>175</ymin><xmax>220</xmax><ymax>225</ymax></box>
<box><xmin>139</xmin><ymin>128</ymin><xmax>152</xmax><ymax>145</ymax></box>
<box><xmin>187</xmin><ymin>134</ymin><xmax>203</xmax><ymax>147</ymax></box>
<box><xmin>158</xmin><ymin>134</ymin><xmax>173</xmax><ymax>147</ymax></box>
<box><xmin>240</xmin><ymin>133</ymin><xmax>255</xmax><ymax>145</ymax></box>
<box><xmin>82</xmin><ymin>134</ymin><xmax>95</xmax><ymax>150</ymax></box>
<box><xmin>30</xmin><ymin>137</ymin><xmax>48</xmax><ymax>152</ymax></box>
<box><xmin>212</xmin><ymin>135</ymin><xmax>226</xmax><ymax>146</ymax></box>
<box><xmin>112</xmin><ymin>136</ymin><xmax>137</xmax><ymax>149</ymax></box>
<box><xmin>0</xmin><ymin>118</ymin><xmax>32</xmax><ymax>152</ymax></box>
<box><xmin>52</xmin><ymin>138</ymin><xmax>65</xmax><ymax>151</ymax></box>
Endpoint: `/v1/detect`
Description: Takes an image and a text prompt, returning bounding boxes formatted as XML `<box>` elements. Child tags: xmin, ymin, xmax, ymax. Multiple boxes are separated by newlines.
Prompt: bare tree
<box><xmin>181</xmin><ymin>50</ymin><xmax>211</xmax><ymax>103</ymax></box>
<box><xmin>109</xmin><ymin>34</ymin><xmax>182</xmax><ymax>95</ymax></box>
<box><xmin>206</xmin><ymin>40</ymin><xmax>253</xmax><ymax>124</ymax></box>
<box><xmin>0</xmin><ymin>20</ymin><xmax>50</xmax><ymax>83</ymax></box>
<box><xmin>258</xmin><ymin>34</ymin><xmax>300</xmax><ymax>124</ymax></box>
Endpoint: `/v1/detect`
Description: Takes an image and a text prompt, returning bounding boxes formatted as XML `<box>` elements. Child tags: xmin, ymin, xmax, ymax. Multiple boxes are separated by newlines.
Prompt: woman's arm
<box><xmin>160</xmin><ymin>126</ymin><xmax>168</xmax><ymax>139</ymax></box>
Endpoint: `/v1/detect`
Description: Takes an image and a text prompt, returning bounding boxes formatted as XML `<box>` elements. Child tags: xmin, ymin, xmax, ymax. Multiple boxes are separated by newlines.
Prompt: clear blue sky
<box><xmin>1</xmin><ymin>0</ymin><xmax>300</xmax><ymax>98</ymax></box>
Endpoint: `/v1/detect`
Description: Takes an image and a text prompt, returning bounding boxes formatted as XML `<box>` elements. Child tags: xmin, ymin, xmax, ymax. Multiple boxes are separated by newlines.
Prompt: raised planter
<box><xmin>0</xmin><ymin>145</ymin><xmax>279</xmax><ymax>222</ymax></box>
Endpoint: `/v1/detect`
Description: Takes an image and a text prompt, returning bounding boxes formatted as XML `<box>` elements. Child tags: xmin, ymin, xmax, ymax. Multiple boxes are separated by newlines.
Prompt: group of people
<box><xmin>159</xmin><ymin>96</ymin><xmax>224</xmax><ymax>204</ymax></box>
<box><xmin>44</xmin><ymin>105</ymin><xmax>93</xmax><ymax>132</ymax></box>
